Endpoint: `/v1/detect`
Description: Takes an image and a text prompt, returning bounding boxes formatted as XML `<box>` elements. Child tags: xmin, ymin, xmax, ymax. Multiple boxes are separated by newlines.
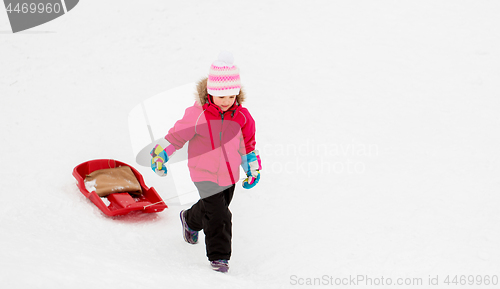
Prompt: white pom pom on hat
<box><xmin>212</xmin><ymin>50</ymin><xmax>234</xmax><ymax>67</ymax></box>
<box><xmin>207</xmin><ymin>50</ymin><xmax>241</xmax><ymax>97</ymax></box>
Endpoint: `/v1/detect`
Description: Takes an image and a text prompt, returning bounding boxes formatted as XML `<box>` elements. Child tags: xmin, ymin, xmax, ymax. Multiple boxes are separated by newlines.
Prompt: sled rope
<box><xmin>107</xmin><ymin>159</ymin><xmax>116</xmax><ymax>169</ymax></box>
<box><xmin>143</xmin><ymin>201</ymin><xmax>165</xmax><ymax>209</ymax></box>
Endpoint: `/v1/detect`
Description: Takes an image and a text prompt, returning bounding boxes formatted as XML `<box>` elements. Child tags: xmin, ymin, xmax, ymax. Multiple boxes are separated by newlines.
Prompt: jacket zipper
<box><xmin>219</xmin><ymin>112</ymin><xmax>224</xmax><ymax>142</ymax></box>
<box><xmin>219</xmin><ymin>111</ymin><xmax>235</xmax><ymax>184</ymax></box>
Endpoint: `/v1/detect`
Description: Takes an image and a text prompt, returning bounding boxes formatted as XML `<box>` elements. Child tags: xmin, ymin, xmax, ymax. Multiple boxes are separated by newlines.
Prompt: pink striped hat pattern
<box><xmin>207</xmin><ymin>51</ymin><xmax>241</xmax><ymax>97</ymax></box>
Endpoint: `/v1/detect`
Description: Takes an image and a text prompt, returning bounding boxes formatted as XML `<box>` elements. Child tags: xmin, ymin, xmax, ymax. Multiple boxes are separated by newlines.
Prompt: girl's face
<box><xmin>213</xmin><ymin>95</ymin><xmax>236</xmax><ymax>111</ymax></box>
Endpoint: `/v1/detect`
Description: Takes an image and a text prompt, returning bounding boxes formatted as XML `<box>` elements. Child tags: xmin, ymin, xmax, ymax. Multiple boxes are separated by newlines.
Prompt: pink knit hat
<box><xmin>207</xmin><ymin>51</ymin><xmax>241</xmax><ymax>97</ymax></box>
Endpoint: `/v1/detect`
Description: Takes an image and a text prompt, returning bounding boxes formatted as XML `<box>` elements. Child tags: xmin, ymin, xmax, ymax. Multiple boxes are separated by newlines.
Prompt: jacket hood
<box><xmin>195</xmin><ymin>77</ymin><xmax>246</xmax><ymax>106</ymax></box>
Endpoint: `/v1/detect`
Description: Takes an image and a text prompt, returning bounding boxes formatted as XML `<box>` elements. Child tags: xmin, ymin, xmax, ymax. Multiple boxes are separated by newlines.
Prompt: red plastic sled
<box><xmin>73</xmin><ymin>159</ymin><xmax>168</xmax><ymax>216</ymax></box>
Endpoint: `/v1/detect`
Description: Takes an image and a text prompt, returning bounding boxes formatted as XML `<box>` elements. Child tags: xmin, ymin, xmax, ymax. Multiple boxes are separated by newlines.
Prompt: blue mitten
<box><xmin>150</xmin><ymin>144</ymin><xmax>169</xmax><ymax>177</ymax></box>
<box><xmin>241</xmin><ymin>150</ymin><xmax>262</xmax><ymax>189</ymax></box>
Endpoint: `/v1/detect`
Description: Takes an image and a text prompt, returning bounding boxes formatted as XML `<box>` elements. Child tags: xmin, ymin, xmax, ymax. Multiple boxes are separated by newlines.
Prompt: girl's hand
<box><xmin>241</xmin><ymin>150</ymin><xmax>262</xmax><ymax>189</ymax></box>
<box><xmin>243</xmin><ymin>170</ymin><xmax>260</xmax><ymax>189</ymax></box>
<box><xmin>150</xmin><ymin>144</ymin><xmax>169</xmax><ymax>177</ymax></box>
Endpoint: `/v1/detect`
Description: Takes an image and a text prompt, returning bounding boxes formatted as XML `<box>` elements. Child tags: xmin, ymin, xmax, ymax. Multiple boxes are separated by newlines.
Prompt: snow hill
<box><xmin>1</xmin><ymin>1</ymin><xmax>499</xmax><ymax>288</ymax></box>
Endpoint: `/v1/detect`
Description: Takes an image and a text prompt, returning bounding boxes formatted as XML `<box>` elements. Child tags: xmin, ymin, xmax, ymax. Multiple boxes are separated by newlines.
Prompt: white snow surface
<box><xmin>1</xmin><ymin>1</ymin><xmax>500</xmax><ymax>288</ymax></box>
<box><xmin>84</xmin><ymin>179</ymin><xmax>96</xmax><ymax>193</ymax></box>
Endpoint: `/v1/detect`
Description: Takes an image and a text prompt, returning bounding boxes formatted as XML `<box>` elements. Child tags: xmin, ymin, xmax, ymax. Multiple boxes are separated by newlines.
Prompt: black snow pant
<box><xmin>185</xmin><ymin>181</ymin><xmax>235</xmax><ymax>261</ymax></box>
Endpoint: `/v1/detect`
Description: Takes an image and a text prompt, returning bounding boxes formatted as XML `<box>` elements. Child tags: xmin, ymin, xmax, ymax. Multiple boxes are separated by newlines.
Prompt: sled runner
<box><xmin>73</xmin><ymin>159</ymin><xmax>168</xmax><ymax>216</ymax></box>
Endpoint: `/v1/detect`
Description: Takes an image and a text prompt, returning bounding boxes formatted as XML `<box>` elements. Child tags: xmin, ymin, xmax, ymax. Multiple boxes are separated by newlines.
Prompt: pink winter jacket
<box><xmin>164</xmin><ymin>78</ymin><xmax>256</xmax><ymax>186</ymax></box>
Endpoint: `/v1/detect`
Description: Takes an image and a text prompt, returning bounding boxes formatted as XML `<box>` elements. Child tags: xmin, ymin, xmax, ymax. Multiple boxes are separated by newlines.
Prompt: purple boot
<box><xmin>180</xmin><ymin>210</ymin><xmax>198</xmax><ymax>244</ymax></box>
<box><xmin>210</xmin><ymin>260</ymin><xmax>229</xmax><ymax>273</ymax></box>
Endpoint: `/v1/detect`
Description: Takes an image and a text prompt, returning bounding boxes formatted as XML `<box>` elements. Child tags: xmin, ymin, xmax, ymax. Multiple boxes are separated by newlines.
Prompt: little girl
<box><xmin>150</xmin><ymin>51</ymin><xmax>261</xmax><ymax>273</ymax></box>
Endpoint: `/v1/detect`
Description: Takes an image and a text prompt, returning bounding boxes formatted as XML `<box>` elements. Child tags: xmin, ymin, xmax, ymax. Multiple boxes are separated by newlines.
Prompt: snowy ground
<box><xmin>1</xmin><ymin>1</ymin><xmax>500</xmax><ymax>288</ymax></box>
